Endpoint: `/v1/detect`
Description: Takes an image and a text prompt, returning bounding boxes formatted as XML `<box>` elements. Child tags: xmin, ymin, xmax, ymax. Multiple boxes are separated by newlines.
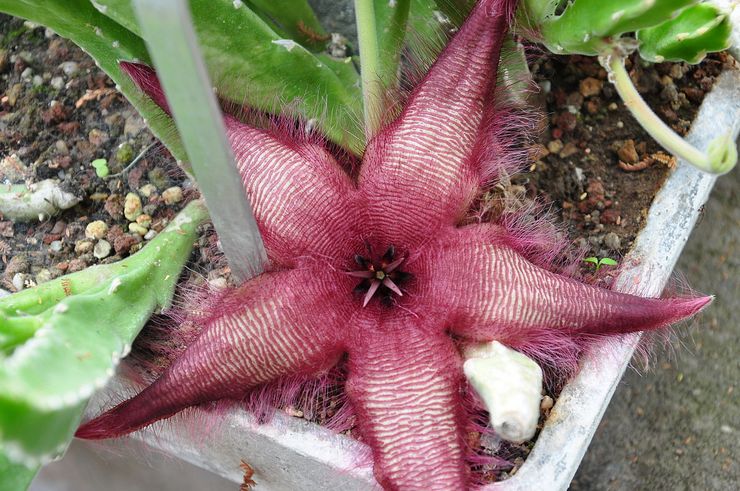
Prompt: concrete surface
<box><xmin>572</xmin><ymin>168</ymin><xmax>739</xmax><ymax>490</ymax></box>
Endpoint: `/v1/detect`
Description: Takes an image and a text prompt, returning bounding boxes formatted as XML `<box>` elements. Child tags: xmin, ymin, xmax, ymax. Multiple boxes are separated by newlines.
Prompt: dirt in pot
<box><xmin>0</xmin><ymin>15</ymin><xmax>731</xmax><ymax>485</ymax></box>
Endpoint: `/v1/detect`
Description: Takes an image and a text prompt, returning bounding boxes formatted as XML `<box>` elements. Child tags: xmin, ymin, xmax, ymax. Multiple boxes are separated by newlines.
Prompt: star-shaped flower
<box><xmin>77</xmin><ymin>1</ymin><xmax>710</xmax><ymax>488</ymax></box>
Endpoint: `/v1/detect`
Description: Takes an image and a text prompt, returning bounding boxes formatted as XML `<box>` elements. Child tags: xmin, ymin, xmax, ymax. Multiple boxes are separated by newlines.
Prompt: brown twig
<box><xmin>239</xmin><ymin>460</ymin><xmax>257</xmax><ymax>491</ymax></box>
<box><xmin>297</xmin><ymin>20</ymin><xmax>330</xmax><ymax>42</ymax></box>
<box><xmin>619</xmin><ymin>151</ymin><xmax>676</xmax><ymax>172</ymax></box>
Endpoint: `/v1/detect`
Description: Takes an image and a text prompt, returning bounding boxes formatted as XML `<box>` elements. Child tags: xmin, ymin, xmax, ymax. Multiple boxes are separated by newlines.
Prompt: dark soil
<box><xmin>0</xmin><ymin>17</ymin><xmax>212</xmax><ymax>294</ymax></box>
<box><xmin>522</xmin><ymin>51</ymin><xmax>730</xmax><ymax>268</ymax></box>
<box><xmin>0</xmin><ymin>13</ymin><xmax>731</xmax><ymax>487</ymax></box>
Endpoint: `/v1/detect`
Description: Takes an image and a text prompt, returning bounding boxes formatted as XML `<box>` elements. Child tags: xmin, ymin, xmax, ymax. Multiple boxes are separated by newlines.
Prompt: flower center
<box><xmin>348</xmin><ymin>245</ymin><xmax>411</xmax><ymax>307</ymax></box>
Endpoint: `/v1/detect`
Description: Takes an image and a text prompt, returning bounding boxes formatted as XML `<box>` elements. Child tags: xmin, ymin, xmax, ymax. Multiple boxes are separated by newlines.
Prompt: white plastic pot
<box><xmin>32</xmin><ymin>67</ymin><xmax>740</xmax><ymax>491</ymax></box>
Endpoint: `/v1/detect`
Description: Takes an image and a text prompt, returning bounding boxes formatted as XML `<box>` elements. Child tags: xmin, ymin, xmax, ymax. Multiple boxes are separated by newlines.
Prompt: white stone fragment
<box><xmin>463</xmin><ymin>340</ymin><xmax>543</xmax><ymax>443</ymax></box>
<box><xmin>0</xmin><ymin>179</ymin><xmax>80</xmax><ymax>222</ymax></box>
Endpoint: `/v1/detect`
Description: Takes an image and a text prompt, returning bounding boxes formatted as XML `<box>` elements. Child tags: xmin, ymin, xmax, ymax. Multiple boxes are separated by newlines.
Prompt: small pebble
<box><xmin>604</xmin><ymin>232</ymin><xmax>622</xmax><ymax>251</ymax></box>
<box><xmin>559</xmin><ymin>142</ymin><xmax>579</xmax><ymax>158</ymax></box>
<box><xmin>115</xmin><ymin>142</ymin><xmax>134</xmax><ymax>163</ymax></box>
<box><xmin>21</xmin><ymin>67</ymin><xmax>33</xmax><ymax>80</ymax></box>
<box><xmin>93</xmin><ymin>239</ymin><xmax>112</xmax><ymax>259</ymax></box>
<box><xmin>60</xmin><ymin>61</ymin><xmax>78</xmax><ymax>76</ymax></box>
<box><xmin>617</xmin><ymin>139</ymin><xmax>639</xmax><ymax>164</ymax></box>
<box><xmin>85</xmin><ymin>220</ymin><xmax>109</xmax><ymax>240</ymax></box>
<box><xmin>67</xmin><ymin>258</ymin><xmax>88</xmax><ymax>273</ymax></box>
<box><xmin>36</xmin><ymin>269</ymin><xmax>52</xmax><ymax>284</ymax></box>
<box><xmin>124</xmin><ymin>192</ymin><xmax>143</xmax><ymax>221</ymax></box>
<box><xmin>75</xmin><ymin>240</ymin><xmax>94</xmax><ymax>254</ymax></box>
<box><xmin>88</xmin><ymin>128</ymin><xmax>109</xmax><ymax>147</ymax></box>
<box><xmin>128</xmin><ymin>222</ymin><xmax>148</xmax><ymax>236</ymax></box>
<box><xmin>144</xmin><ymin>229</ymin><xmax>157</xmax><ymax>240</ymax></box>
<box><xmin>113</xmin><ymin>234</ymin><xmax>139</xmax><ymax>255</ymax></box>
<box><xmin>540</xmin><ymin>395</ymin><xmax>554</xmax><ymax>411</ymax></box>
<box><xmin>162</xmin><ymin>186</ymin><xmax>183</xmax><ymax>205</ymax></box>
<box><xmin>5</xmin><ymin>255</ymin><xmax>29</xmax><ymax>276</ymax></box>
<box><xmin>104</xmin><ymin>194</ymin><xmax>124</xmax><ymax>219</ymax></box>
<box><xmin>139</xmin><ymin>183</ymin><xmax>157</xmax><ymax>198</ymax></box>
<box><xmin>124</xmin><ymin>114</ymin><xmax>146</xmax><ymax>136</ymax></box>
<box><xmin>579</xmin><ymin>77</ymin><xmax>603</xmax><ymax>98</ymax></box>
<box><xmin>136</xmin><ymin>214</ymin><xmax>152</xmax><ymax>228</ymax></box>
<box><xmin>50</xmin><ymin>76</ymin><xmax>64</xmax><ymax>90</ymax></box>
<box><xmin>147</xmin><ymin>168</ymin><xmax>169</xmax><ymax>189</ymax></box>
<box><xmin>49</xmin><ymin>240</ymin><xmax>63</xmax><ymax>253</ymax></box>
<box><xmin>6</xmin><ymin>83</ymin><xmax>22</xmax><ymax>106</ymax></box>
<box><xmin>547</xmin><ymin>139</ymin><xmax>563</xmax><ymax>155</ymax></box>
<box><xmin>32</xmin><ymin>75</ymin><xmax>43</xmax><ymax>87</ymax></box>
<box><xmin>12</xmin><ymin>273</ymin><xmax>26</xmax><ymax>292</ymax></box>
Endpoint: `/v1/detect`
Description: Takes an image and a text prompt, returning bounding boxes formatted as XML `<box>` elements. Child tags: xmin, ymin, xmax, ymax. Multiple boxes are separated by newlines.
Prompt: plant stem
<box><xmin>355</xmin><ymin>0</ymin><xmax>383</xmax><ymax>142</ymax></box>
<box><xmin>604</xmin><ymin>52</ymin><xmax>736</xmax><ymax>174</ymax></box>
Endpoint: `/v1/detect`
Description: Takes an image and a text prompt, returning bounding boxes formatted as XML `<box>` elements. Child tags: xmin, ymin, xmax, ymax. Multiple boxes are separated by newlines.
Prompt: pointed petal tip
<box><xmin>679</xmin><ymin>294</ymin><xmax>713</xmax><ymax>316</ymax></box>
<box><xmin>75</xmin><ymin>411</ymin><xmax>124</xmax><ymax>441</ymax></box>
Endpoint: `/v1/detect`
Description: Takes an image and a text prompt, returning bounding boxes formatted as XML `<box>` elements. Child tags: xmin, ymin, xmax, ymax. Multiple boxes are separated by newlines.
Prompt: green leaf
<box><xmin>637</xmin><ymin>3</ymin><xmax>732</xmax><ymax>64</ymax></box>
<box><xmin>0</xmin><ymin>201</ymin><xmax>208</xmax><ymax>468</ymax></box>
<box><xmin>245</xmin><ymin>0</ymin><xmax>330</xmax><ymax>52</ymax></box>
<box><xmin>0</xmin><ymin>0</ymin><xmax>187</xmax><ymax>163</ymax></box>
<box><xmin>531</xmin><ymin>0</ymin><xmax>699</xmax><ymax>55</ymax></box>
<box><xmin>583</xmin><ymin>257</ymin><xmax>599</xmax><ymax>265</ymax></box>
<box><xmin>0</xmin><ymin>455</ymin><xmax>37</xmax><ymax>491</ymax></box>
<box><xmin>93</xmin><ymin>0</ymin><xmax>365</xmax><ymax>155</ymax></box>
<box><xmin>91</xmin><ymin>158</ymin><xmax>109</xmax><ymax>178</ymax></box>
<box><xmin>375</xmin><ymin>0</ymin><xmax>411</xmax><ymax>89</ymax></box>
<box><xmin>599</xmin><ymin>257</ymin><xmax>618</xmax><ymax>266</ymax></box>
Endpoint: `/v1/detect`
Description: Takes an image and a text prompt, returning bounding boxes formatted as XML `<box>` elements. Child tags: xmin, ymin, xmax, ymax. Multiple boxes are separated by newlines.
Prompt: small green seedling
<box><xmin>91</xmin><ymin>158</ymin><xmax>109</xmax><ymax>178</ymax></box>
<box><xmin>519</xmin><ymin>0</ymin><xmax>735</xmax><ymax>175</ymax></box>
<box><xmin>583</xmin><ymin>256</ymin><xmax>619</xmax><ymax>272</ymax></box>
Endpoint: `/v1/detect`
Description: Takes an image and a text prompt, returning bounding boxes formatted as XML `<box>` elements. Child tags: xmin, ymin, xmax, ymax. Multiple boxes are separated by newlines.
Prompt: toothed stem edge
<box><xmin>463</xmin><ymin>340</ymin><xmax>543</xmax><ymax>443</ymax></box>
<box><xmin>603</xmin><ymin>50</ymin><xmax>737</xmax><ymax>174</ymax></box>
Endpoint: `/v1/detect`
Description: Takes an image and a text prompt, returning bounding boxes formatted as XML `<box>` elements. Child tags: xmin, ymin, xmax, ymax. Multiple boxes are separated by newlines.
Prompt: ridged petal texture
<box><xmin>80</xmin><ymin>1</ymin><xmax>711</xmax><ymax>489</ymax></box>
<box><xmin>359</xmin><ymin>0</ymin><xmax>510</xmax><ymax>250</ymax></box>
<box><xmin>76</xmin><ymin>267</ymin><xmax>351</xmax><ymax>439</ymax></box>
<box><xmin>346</xmin><ymin>314</ymin><xmax>468</xmax><ymax>490</ymax></box>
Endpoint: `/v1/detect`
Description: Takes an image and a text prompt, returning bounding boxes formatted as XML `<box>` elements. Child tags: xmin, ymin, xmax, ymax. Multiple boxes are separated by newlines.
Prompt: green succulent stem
<box><xmin>354</xmin><ymin>0</ymin><xmax>383</xmax><ymax>142</ymax></box>
<box><xmin>0</xmin><ymin>200</ymin><xmax>208</xmax><ymax>476</ymax></box>
<box><xmin>604</xmin><ymin>51</ymin><xmax>737</xmax><ymax>175</ymax></box>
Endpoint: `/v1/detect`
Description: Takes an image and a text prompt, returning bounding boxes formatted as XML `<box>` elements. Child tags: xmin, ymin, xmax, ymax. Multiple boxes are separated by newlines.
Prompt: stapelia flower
<box><xmin>77</xmin><ymin>0</ymin><xmax>711</xmax><ymax>488</ymax></box>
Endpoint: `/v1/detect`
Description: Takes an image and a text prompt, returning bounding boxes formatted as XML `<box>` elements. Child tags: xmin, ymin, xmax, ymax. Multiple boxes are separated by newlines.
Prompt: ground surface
<box><xmin>573</xmin><ymin>168</ymin><xmax>739</xmax><ymax>491</ymax></box>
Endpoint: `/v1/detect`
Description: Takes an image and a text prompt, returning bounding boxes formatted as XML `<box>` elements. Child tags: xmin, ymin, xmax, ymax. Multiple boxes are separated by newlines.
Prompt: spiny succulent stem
<box><xmin>354</xmin><ymin>0</ymin><xmax>383</xmax><ymax>142</ymax></box>
<box><xmin>603</xmin><ymin>51</ymin><xmax>737</xmax><ymax>174</ymax></box>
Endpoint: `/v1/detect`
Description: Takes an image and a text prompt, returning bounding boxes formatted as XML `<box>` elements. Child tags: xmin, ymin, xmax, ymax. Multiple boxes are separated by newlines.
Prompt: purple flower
<box><xmin>77</xmin><ymin>1</ymin><xmax>710</xmax><ymax>488</ymax></box>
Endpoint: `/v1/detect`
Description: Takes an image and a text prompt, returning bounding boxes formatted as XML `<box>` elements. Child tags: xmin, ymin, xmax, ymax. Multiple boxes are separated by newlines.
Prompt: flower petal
<box><xmin>76</xmin><ymin>267</ymin><xmax>352</xmax><ymax>439</ymax></box>
<box><xmin>119</xmin><ymin>61</ymin><xmax>360</xmax><ymax>266</ymax></box>
<box><xmin>417</xmin><ymin>225</ymin><xmax>712</xmax><ymax>342</ymax></box>
<box><xmin>227</xmin><ymin>117</ymin><xmax>361</xmax><ymax>265</ymax></box>
<box><xmin>346</xmin><ymin>314</ymin><xmax>468</xmax><ymax>490</ymax></box>
<box><xmin>358</xmin><ymin>0</ymin><xmax>515</xmax><ymax>250</ymax></box>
